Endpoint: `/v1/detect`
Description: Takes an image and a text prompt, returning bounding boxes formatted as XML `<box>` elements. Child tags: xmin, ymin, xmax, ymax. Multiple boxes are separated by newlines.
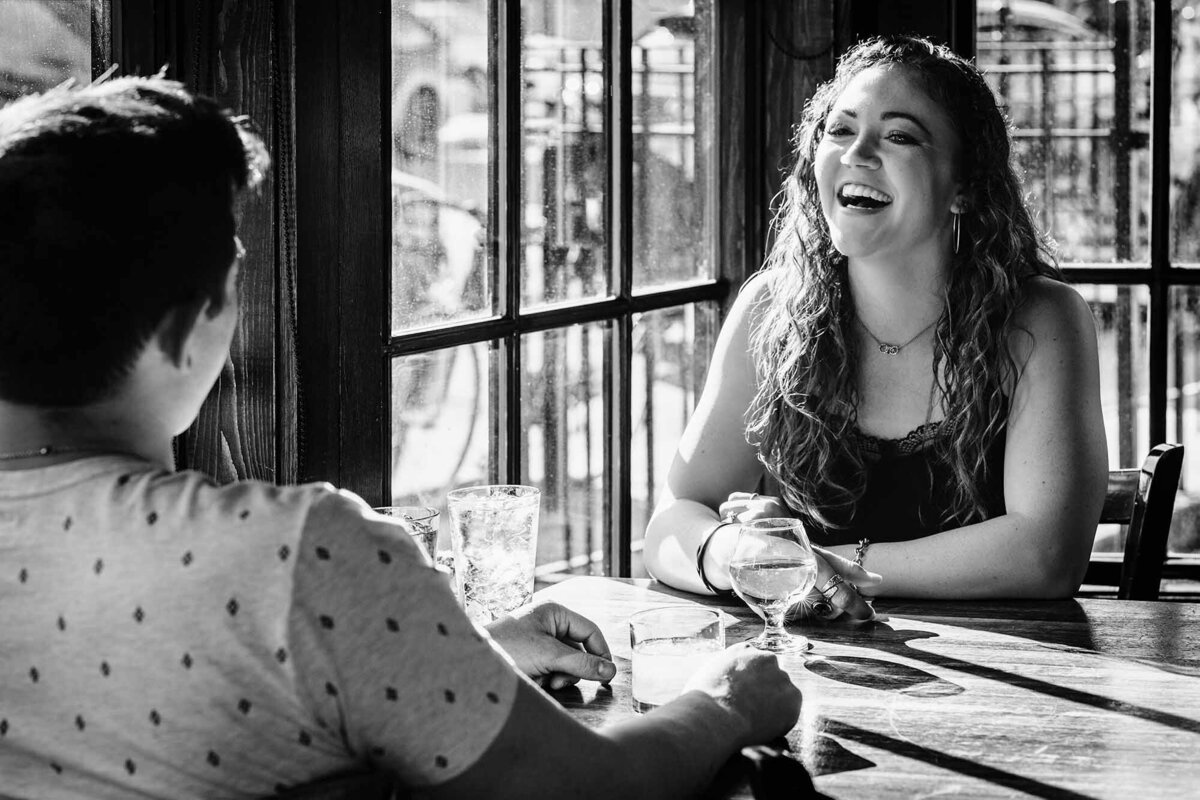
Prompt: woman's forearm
<box><xmin>831</xmin><ymin>512</ymin><xmax>1094</xmax><ymax>600</ymax></box>
<box><xmin>644</xmin><ymin>498</ymin><xmax>732</xmax><ymax>594</ymax></box>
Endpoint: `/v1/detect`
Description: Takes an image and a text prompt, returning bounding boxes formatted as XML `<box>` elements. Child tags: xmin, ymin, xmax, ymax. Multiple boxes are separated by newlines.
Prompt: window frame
<box><xmin>967</xmin><ymin>0</ymin><xmax>1200</xmax><ymax>581</ymax></box>
<box><xmin>293</xmin><ymin>0</ymin><xmax>802</xmax><ymax>576</ymax></box>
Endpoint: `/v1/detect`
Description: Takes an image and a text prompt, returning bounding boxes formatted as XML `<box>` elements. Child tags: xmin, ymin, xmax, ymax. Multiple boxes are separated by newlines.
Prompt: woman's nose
<box><xmin>840</xmin><ymin>135</ymin><xmax>881</xmax><ymax>169</ymax></box>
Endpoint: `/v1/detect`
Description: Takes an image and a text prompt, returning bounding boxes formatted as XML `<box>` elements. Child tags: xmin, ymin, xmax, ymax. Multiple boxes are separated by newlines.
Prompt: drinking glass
<box><xmin>629</xmin><ymin>607</ymin><xmax>724</xmax><ymax>713</ymax></box>
<box><xmin>446</xmin><ymin>485</ymin><xmax>540</xmax><ymax>623</ymax></box>
<box><xmin>374</xmin><ymin>505</ymin><xmax>440</xmax><ymax>562</ymax></box>
<box><xmin>728</xmin><ymin>518</ymin><xmax>818</xmax><ymax>653</ymax></box>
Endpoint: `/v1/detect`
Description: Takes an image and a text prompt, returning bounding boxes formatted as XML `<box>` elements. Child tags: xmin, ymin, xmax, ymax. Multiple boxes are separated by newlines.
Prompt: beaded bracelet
<box><xmin>696</xmin><ymin>520</ymin><xmax>738</xmax><ymax>596</ymax></box>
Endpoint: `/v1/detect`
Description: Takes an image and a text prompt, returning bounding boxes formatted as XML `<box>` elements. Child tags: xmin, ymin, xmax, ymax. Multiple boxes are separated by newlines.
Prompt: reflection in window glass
<box><xmin>630</xmin><ymin>302</ymin><xmax>717</xmax><ymax>576</ymax></box>
<box><xmin>0</xmin><ymin>0</ymin><xmax>91</xmax><ymax>103</ymax></box>
<box><xmin>976</xmin><ymin>0</ymin><xmax>1151</xmax><ymax>263</ymax></box>
<box><xmin>1167</xmin><ymin>287</ymin><xmax>1200</xmax><ymax>555</ymax></box>
<box><xmin>1173</xmin><ymin>1</ymin><xmax>1200</xmax><ymax>264</ymax></box>
<box><xmin>1077</xmin><ymin>283</ymin><xmax>1149</xmax><ymax>555</ymax></box>
<box><xmin>390</xmin><ymin>342</ymin><xmax>492</xmax><ymax>510</ymax></box>
<box><xmin>521</xmin><ymin>324</ymin><xmax>607</xmax><ymax>578</ymax></box>
<box><xmin>390</xmin><ymin>2</ymin><xmax>490</xmax><ymax>333</ymax></box>
<box><xmin>632</xmin><ymin>0</ymin><xmax>713</xmax><ymax>291</ymax></box>
<box><xmin>522</xmin><ymin>3</ymin><xmax>606</xmax><ymax>308</ymax></box>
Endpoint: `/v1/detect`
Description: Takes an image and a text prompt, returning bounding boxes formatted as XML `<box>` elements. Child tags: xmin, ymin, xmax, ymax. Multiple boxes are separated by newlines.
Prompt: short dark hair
<box><xmin>0</xmin><ymin>75</ymin><xmax>269</xmax><ymax>406</ymax></box>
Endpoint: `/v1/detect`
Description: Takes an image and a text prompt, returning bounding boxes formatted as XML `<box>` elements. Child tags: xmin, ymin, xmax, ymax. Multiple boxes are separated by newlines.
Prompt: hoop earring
<box><xmin>952</xmin><ymin>213</ymin><xmax>961</xmax><ymax>255</ymax></box>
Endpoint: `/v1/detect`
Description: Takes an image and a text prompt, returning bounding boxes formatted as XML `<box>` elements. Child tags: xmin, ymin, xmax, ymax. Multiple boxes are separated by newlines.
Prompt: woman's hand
<box><xmin>718</xmin><ymin>491</ymin><xmax>789</xmax><ymax>522</ymax></box>
<box><xmin>787</xmin><ymin>546</ymin><xmax>882</xmax><ymax>624</ymax></box>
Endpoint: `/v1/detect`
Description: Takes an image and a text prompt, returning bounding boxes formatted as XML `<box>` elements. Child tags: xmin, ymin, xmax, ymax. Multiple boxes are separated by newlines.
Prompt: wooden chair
<box><xmin>1082</xmin><ymin>443</ymin><xmax>1184</xmax><ymax>600</ymax></box>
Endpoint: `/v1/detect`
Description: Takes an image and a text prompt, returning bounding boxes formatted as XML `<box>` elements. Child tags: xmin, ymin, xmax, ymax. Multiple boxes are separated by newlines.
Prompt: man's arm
<box><xmin>420</xmin><ymin>645</ymin><xmax>801</xmax><ymax>800</ymax></box>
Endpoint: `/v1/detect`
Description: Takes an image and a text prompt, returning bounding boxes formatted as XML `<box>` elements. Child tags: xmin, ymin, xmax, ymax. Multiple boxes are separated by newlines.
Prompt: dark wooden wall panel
<box><xmin>293</xmin><ymin>0</ymin><xmax>388</xmax><ymax>503</ymax></box>
<box><xmin>114</xmin><ymin>0</ymin><xmax>297</xmax><ymax>485</ymax></box>
<box><xmin>294</xmin><ymin>0</ymin><xmax>341</xmax><ymax>487</ymax></box>
<box><xmin>755</xmin><ymin>1</ymin><xmax>837</xmax><ymax>269</ymax></box>
<box><xmin>176</xmin><ymin>0</ymin><xmax>294</xmax><ymax>484</ymax></box>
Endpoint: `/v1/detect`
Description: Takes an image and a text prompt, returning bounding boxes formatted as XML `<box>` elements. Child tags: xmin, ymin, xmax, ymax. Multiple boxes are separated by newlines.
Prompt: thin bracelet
<box><xmin>696</xmin><ymin>520</ymin><xmax>738</xmax><ymax>596</ymax></box>
<box><xmin>853</xmin><ymin>538</ymin><xmax>871</xmax><ymax>567</ymax></box>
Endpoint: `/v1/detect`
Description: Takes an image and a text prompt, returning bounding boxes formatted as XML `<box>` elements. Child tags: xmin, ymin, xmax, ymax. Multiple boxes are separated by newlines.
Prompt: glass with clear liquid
<box><xmin>446</xmin><ymin>485</ymin><xmax>540</xmax><ymax>623</ymax></box>
<box><xmin>729</xmin><ymin>518</ymin><xmax>818</xmax><ymax>652</ymax></box>
<box><xmin>629</xmin><ymin>607</ymin><xmax>724</xmax><ymax>712</ymax></box>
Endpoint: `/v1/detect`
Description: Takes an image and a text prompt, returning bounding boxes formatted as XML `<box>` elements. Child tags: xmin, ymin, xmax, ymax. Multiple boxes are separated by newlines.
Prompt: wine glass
<box><xmin>728</xmin><ymin>518</ymin><xmax>818</xmax><ymax>652</ymax></box>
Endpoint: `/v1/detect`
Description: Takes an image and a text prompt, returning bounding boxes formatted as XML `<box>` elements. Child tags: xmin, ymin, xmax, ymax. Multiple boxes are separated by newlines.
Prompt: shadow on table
<box><xmin>819</xmin><ymin>719</ymin><xmax>1095</xmax><ymax>800</ymax></box>
<box><xmin>805</xmin><ymin>654</ymin><xmax>964</xmax><ymax>697</ymax></box>
<box><xmin>808</xmin><ymin>620</ymin><xmax>1200</xmax><ymax>738</ymax></box>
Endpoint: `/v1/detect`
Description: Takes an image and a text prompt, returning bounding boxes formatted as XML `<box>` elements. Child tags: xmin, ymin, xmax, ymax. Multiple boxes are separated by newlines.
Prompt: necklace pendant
<box><xmin>880</xmin><ymin>343</ymin><xmax>900</xmax><ymax>355</ymax></box>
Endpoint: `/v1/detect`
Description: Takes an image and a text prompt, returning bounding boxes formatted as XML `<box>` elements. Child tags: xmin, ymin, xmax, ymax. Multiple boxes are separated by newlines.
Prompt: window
<box><xmin>0</xmin><ymin>0</ymin><xmax>97</xmax><ymax>103</ymax></box>
<box><xmin>976</xmin><ymin>0</ymin><xmax>1200</xmax><ymax>568</ymax></box>
<box><xmin>385</xmin><ymin>0</ymin><xmax>723</xmax><ymax>578</ymax></box>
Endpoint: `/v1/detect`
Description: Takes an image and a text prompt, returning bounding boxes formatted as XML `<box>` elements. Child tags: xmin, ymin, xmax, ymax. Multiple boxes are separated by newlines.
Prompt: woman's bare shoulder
<box><xmin>1009</xmin><ymin>275</ymin><xmax>1097</xmax><ymax>367</ymax></box>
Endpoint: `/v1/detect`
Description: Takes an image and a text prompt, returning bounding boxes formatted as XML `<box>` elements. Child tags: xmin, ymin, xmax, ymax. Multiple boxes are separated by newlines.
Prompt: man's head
<box><xmin>0</xmin><ymin>75</ymin><xmax>268</xmax><ymax>407</ymax></box>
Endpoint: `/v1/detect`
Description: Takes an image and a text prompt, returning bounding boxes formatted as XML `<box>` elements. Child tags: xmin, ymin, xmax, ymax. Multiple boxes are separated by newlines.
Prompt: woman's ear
<box><xmin>950</xmin><ymin>194</ymin><xmax>970</xmax><ymax>215</ymax></box>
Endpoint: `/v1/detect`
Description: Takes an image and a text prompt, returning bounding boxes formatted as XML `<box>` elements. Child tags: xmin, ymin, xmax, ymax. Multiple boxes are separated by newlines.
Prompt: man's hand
<box><xmin>486</xmin><ymin>601</ymin><xmax>616</xmax><ymax>690</ymax></box>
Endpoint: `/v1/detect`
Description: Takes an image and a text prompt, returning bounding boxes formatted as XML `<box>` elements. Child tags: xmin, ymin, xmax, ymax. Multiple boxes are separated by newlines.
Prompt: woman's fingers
<box><xmin>719</xmin><ymin>492</ymin><xmax>788</xmax><ymax>522</ymax></box>
<box><xmin>812</xmin><ymin>544</ymin><xmax>883</xmax><ymax>588</ymax></box>
<box><xmin>812</xmin><ymin>552</ymin><xmax>875</xmax><ymax>622</ymax></box>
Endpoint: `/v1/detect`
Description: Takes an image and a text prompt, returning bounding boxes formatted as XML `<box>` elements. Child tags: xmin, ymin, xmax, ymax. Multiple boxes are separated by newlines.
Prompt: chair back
<box><xmin>1096</xmin><ymin>443</ymin><xmax>1184</xmax><ymax>600</ymax></box>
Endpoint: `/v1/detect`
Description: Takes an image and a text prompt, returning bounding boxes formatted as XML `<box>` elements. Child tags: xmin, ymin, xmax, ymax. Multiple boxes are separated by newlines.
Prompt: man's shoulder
<box><xmin>132</xmin><ymin>466</ymin><xmax>345</xmax><ymax>533</ymax></box>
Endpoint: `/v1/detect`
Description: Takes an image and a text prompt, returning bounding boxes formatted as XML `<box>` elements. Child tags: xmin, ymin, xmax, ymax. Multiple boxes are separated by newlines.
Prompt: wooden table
<box><xmin>536</xmin><ymin>577</ymin><xmax>1200</xmax><ymax>799</ymax></box>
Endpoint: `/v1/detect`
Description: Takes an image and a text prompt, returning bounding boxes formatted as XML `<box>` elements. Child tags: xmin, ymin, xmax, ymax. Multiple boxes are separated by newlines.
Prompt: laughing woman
<box><xmin>644</xmin><ymin>35</ymin><xmax>1107</xmax><ymax>618</ymax></box>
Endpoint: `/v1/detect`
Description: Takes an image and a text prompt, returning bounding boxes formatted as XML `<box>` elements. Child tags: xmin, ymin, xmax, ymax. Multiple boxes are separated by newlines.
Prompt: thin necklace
<box><xmin>0</xmin><ymin>445</ymin><xmax>111</xmax><ymax>462</ymax></box>
<box><xmin>856</xmin><ymin>316</ymin><xmax>938</xmax><ymax>356</ymax></box>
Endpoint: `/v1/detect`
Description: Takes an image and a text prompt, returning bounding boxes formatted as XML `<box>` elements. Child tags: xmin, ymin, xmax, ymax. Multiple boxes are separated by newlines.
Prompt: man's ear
<box><xmin>154</xmin><ymin>299</ymin><xmax>208</xmax><ymax>368</ymax></box>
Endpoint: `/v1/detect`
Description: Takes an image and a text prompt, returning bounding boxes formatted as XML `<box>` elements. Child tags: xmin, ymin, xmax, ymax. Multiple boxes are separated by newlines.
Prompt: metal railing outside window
<box><xmin>977</xmin><ymin>0</ymin><xmax>1200</xmax><ymax>569</ymax></box>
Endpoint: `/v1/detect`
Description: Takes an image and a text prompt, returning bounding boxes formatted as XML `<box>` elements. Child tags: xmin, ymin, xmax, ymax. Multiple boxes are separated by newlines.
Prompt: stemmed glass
<box><xmin>728</xmin><ymin>518</ymin><xmax>818</xmax><ymax>652</ymax></box>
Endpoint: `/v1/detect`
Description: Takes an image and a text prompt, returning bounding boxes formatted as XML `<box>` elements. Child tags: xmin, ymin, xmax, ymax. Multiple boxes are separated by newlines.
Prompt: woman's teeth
<box><xmin>837</xmin><ymin>183</ymin><xmax>892</xmax><ymax>208</ymax></box>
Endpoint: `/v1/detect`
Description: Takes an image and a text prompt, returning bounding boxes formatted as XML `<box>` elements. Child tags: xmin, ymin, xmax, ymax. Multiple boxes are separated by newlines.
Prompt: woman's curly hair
<box><xmin>745</xmin><ymin>35</ymin><xmax>1061</xmax><ymax>532</ymax></box>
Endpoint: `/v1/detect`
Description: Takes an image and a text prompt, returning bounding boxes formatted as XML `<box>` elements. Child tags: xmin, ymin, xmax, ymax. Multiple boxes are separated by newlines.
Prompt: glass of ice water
<box><xmin>628</xmin><ymin>606</ymin><xmax>724</xmax><ymax>713</ymax></box>
<box><xmin>373</xmin><ymin>505</ymin><xmax>440</xmax><ymax>562</ymax></box>
<box><xmin>446</xmin><ymin>485</ymin><xmax>540</xmax><ymax>624</ymax></box>
<box><xmin>729</xmin><ymin>518</ymin><xmax>818</xmax><ymax>653</ymax></box>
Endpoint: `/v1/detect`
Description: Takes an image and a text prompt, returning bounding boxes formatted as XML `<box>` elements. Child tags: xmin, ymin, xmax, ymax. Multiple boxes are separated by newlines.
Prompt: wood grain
<box><xmin>167</xmin><ymin>0</ymin><xmax>296</xmax><ymax>485</ymax></box>
<box><xmin>537</xmin><ymin>577</ymin><xmax>1200</xmax><ymax>800</ymax></box>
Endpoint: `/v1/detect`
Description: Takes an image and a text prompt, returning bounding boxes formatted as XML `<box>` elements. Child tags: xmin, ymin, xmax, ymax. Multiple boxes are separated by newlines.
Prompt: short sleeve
<box><xmin>287</xmin><ymin>489</ymin><xmax>519</xmax><ymax>787</ymax></box>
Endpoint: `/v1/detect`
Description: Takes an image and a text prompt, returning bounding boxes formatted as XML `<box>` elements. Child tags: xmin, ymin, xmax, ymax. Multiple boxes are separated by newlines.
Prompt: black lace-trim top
<box><xmin>789</xmin><ymin>420</ymin><xmax>1007</xmax><ymax>546</ymax></box>
<box><xmin>852</xmin><ymin>420</ymin><xmax>945</xmax><ymax>460</ymax></box>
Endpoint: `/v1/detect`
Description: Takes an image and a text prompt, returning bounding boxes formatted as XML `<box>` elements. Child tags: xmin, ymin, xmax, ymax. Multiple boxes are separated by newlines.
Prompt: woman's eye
<box><xmin>887</xmin><ymin>131</ymin><xmax>917</xmax><ymax>145</ymax></box>
<box><xmin>824</xmin><ymin>125</ymin><xmax>851</xmax><ymax>137</ymax></box>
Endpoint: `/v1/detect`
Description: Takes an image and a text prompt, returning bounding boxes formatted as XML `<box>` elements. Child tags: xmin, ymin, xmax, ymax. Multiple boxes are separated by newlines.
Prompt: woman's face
<box><xmin>814</xmin><ymin>64</ymin><xmax>964</xmax><ymax>266</ymax></box>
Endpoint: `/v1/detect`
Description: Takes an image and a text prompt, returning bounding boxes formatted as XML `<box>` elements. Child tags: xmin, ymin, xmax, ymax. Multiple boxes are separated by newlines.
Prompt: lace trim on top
<box><xmin>852</xmin><ymin>420</ymin><xmax>945</xmax><ymax>459</ymax></box>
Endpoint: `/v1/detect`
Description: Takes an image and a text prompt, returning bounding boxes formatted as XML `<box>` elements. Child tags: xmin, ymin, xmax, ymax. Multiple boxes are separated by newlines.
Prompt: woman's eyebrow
<box><xmin>881</xmin><ymin>111</ymin><xmax>932</xmax><ymax>136</ymax></box>
<box><xmin>827</xmin><ymin>108</ymin><xmax>932</xmax><ymax>138</ymax></box>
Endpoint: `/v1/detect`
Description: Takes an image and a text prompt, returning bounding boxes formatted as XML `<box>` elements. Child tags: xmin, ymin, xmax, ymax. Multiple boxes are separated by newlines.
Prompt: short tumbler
<box><xmin>628</xmin><ymin>606</ymin><xmax>724</xmax><ymax>713</ymax></box>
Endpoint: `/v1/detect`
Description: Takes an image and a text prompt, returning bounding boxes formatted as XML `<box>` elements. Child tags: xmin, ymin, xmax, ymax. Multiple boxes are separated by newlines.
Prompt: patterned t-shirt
<box><xmin>0</xmin><ymin>455</ymin><xmax>518</xmax><ymax>799</ymax></box>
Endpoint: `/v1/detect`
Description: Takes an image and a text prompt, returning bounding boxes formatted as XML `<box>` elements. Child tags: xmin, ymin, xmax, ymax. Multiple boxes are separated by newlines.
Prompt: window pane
<box><xmin>390</xmin><ymin>343</ymin><xmax>493</xmax><ymax>511</ymax></box>
<box><xmin>390</xmin><ymin>2</ymin><xmax>490</xmax><ymax>333</ymax></box>
<box><xmin>632</xmin><ymin>0</ymin><xmax>714</xmax><ymax>291</ymax></box>
<box><xmin>521</xmin><ymin>323</ymin><xmax>607</xmax><ymax>578</ymax></box>
<box><xmin>1172</xmin><ymin>0</ymin><xmax>1200</xmax><ymax>264</ymax></box>
<box><xmin>1167</xmin><ymin>287</ymin><xmax>1199</xmax><ymax>556</ymax></box>
<box><xmin>630</xmin><ymin>302</ymin><xmax>718</xmax><ymax>576</ymax></box>
<box><xmin>523</xmin><ymin>3</ymin><xmax>607</xmax><ymax>307</ymax></box>
<box><xmin>977</xmin><ymin>1</ymin><xmax>1151</xmax><ymax>263</ymax></box>
<box><xmin>0</xmin><ymin>0</ymin><xmax>91</xmax><ymax>102</ymax></box>
<box><xmin>1078</xmin><ymin>284</ymin><xmax>1150</xmax><ymax>555</ymax></box>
